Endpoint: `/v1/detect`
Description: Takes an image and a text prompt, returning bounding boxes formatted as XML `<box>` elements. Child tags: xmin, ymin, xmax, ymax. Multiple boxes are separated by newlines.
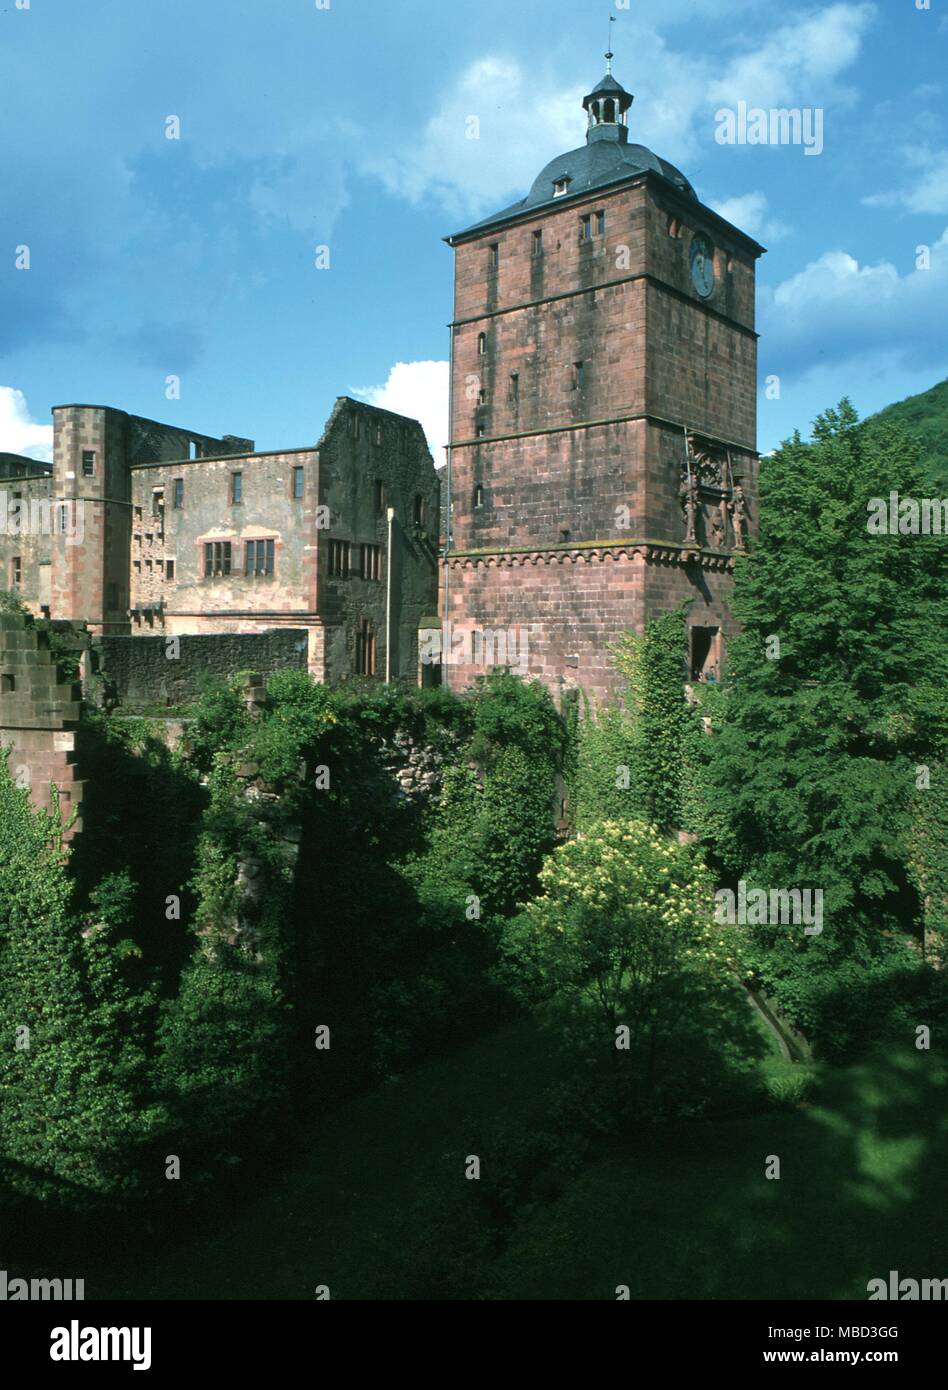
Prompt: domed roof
<box><xmin>448</xmin><ymin>63</ymin><xmax>697</xmax><ymax>242</ymax></box>
<box><xmin>587</xmin><ymin>74</ymin><xmax>627</xmax><ymax>96</ymax></box>
<box><xmin>451</xmin><ymin>139</ymin><xmax>696</xmax><ymax>241</ymax></box>
<box><xmin>526</xmin><ymin>139</ymin><xmax>696</xmax><ymax>208</ymax></box>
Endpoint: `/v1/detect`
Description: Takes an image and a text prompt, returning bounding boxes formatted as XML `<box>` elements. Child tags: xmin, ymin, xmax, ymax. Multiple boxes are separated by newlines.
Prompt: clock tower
<box><xmin>442</xmin><ymin>55</ymin><xmax>765</xmax><ymax>703</ymax></box>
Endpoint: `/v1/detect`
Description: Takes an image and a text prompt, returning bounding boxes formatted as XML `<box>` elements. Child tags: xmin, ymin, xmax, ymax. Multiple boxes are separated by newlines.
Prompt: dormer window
<box><xmin>553</xmin><ymin>177</ymin><xmax>571</xmax><ymax>198</ymax></box>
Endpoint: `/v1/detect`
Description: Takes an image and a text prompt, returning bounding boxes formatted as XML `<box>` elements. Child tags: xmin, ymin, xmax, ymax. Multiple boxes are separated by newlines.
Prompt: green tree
<box><xmin>0</xmin><ymin>764</ymin><xmax>164</xmax><ymax>1203</ymax></box>
<box><xmin>705</xmin><ymin>402</ymin><xmax>948</xmax><ymax>984</ymax></box>
<box><xmin>500</xmin><ymin>821</ymin><xmax>727</xmax><ymax>1073</ymax></box>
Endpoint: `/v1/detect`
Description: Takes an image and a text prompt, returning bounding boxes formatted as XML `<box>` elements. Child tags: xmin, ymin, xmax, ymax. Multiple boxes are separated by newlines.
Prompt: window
<box><xmin>166</xmin><ymin>560</ymin><xmax>175</xmax><ymax>581</ymax></box>
<box><xmin>189</xmin><ymin>440</ymin><xmax>199</xmax><ymax>460</ymax></box>
<box><xmin>374</xmin><ymin>479</ymin><xmax>385</xmax><ymax>515</ymax></box>
<box><xmin>532</xmin><ymin>229</ymin><xmax>543</xmax><ymax>257</ymax></box>
<box><xmin>360</xmin><ymin>543</ymin><xmax>381</xmax><ymax>581</ymax></box>
<box><xmin>488</xmin><ymin>243</ymin><xmax>499</xmax><ymax>272</ymax></box>
<box><xmin>231</xmin><ymin>472</ymin><xmax>243</xmax><ymax>504</ymax></box>
<box><xmin>152</xmin><ymin>489</ymin><xmax>164</xmax><ymax>517</ymax></box>
<box><xmin>596</xmin><ymin>210</ymin><xmax>606</xmax><ymax>236</ymax></box>
<box><xmin>10</xmin><ymin>556</ymin><xmax>22</xmax><ymax>587</ymax></box>
<box><xmin>579</xmin><ymin>214</ymin><xmax>592</xmax><ymax>242</ymax></box>
<box><xmin>81</xmin><ymin>450</ymin><xmax>95</xmax><ymax>477</ymax></box>
<box><xmin>509</xmin><ymin>372</ymin><xmax>520</xmax><ymax>403</ymax></box>
<box><xmin>553</xmin><ymin>177</ymin><xmax>570</xmax><ymax>197</ymax></box>
<box><xmin>353</xmin><ymin>413</ymin><xmax>361</xmax><ymax>441</ymax></box>
<box><xmin>413</xmin><ymin>495</ymin><xmax>425</xmax><ymax>528</ymax></box>
<box><xmin>58</xmin><ymin>504</ymin><xmax>68</xmax><ymax>533</ymax></box>
<box><xmin>572</xmin><ymin>360</ymin><xmax>585</xmax><ymax>390</ymax></box>
<box><xmin>293</xmin><ymin>466</ymin><xmax>305</xmax><ymax>499</ymax></box>
<box><xmin>245</xmin><ymin>539</ymin><xmax>275</xmax><ymax>577</ymax></box>
<box><xmin>476</xmin><ymin>424</ymin><xmax>486</xmax><ymax>438</ymax></box>
<box><xmin>473</xmin><ymin>485</ymin><xmax>484</xmax><ymax>509</ymax></box>
<box><xmin>1</xmin><ymin>674</ymin><xmax>15</xmax><ymax>694</ymax></box>
<box><xmin>355</xmin><ymin>617</ymin><xmax>377</xmax><ymax>677</ymax></box>
<box><xmin>478</xmin><ymin>388</ymin><xmax>487</xmax><ymax>404</ymax></box>
<box><xmin>174</xmin><ymin>477</ymin><xmax>184</xmax><ymax>509</ymax></box>
<box><xmin>374</xmin><ymin>424</ymin><xmax>382</xmax><ymax>446</ymax></box>
<box><xmin>477</xmin><ymin>332</ymin><xmax>487</xmax><ymax>355</ymax></box>
<box><xmin>204</xmin><ymin>541</ymin><xmax>232</xmax><ymax>577</ymax></box>
<box><xmin>328</xmin><ymin>539</ymin><xmax>350</xmax><ymax>578</ymax></box>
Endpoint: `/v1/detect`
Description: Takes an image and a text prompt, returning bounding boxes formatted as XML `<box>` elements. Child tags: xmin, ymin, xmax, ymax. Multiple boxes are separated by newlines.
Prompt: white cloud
<box><xmin>864</xmin><ymin>148</ymin><xmax>948</xmax><ymax>215</ymax></box>
<box><xmin>366</xmin><ymin>6</ymin><xmax>876</xmax><ymax>221</ymax></box>
<box><xmin>0</xmin><ymin>387</ymin><xmax>53</xmax><ymax>462</ymax></box>
<box><xmin>363</xmin><ymin>57</ymin><xmax>584</xmax><ymax>222</ymax></box>
<box><xmin>760</xmin><ymin>227</ymin><xmax>948</xmax><ymax>376</ymax></box>
<box><xmin>709</xmin><ymin>191</ymin><xmax>790</xmax><ymax>241</ymax></box>
<box><xmin>354</xmin><ymin>361</ymin><xmax>449</xmax><ymax>467</ymax></box>
<box><xmin>708</xmin><ymin>3</ymin><xmax>876</xmax><ymax>110</ymax></box>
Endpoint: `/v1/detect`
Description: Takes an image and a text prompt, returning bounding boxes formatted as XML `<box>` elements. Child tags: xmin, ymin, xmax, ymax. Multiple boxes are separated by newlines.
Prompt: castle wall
<box><xmin>95</xmin><ymin>630</ymin><xmax>308</xmax><ymax>708</ymax></box>
<box><xmin>0</xmin><ymin>612</ymin><xmax>83</xmax><ymax>835</ymax></box>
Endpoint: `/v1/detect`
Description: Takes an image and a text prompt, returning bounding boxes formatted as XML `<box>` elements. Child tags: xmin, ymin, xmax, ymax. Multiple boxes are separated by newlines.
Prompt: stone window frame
<box><xmin>355</xmin><ymin>616</ymin><xmax>377</xmax><ymax>677</ymax></box>
<box><xmin>328</xmin><ymin>538</ymin><xmax>350</xmax><ymax>579</ymax></box>
<box><xmin>359</xmin><ymin>543</ymin><xmax>381</xmax><ymax>582</ymax></box>
<box><xmin>81</xmin><ymin>450</ymin><xmax>95</xmax><ymax>477</ymax></box>
<box><xmin>245</xmin><ymin>538</ymin><xmax>275</xmax><ymax>578</ymax></box>
<box><xmin>230</xmin><ymin>472</ymin><xmax>243</xmax><ymax>505</ymax></box>
<box><xmin>173</xmin><ymin>477</ymin><xmax>184</xmax><ymax>509</ymax></box>
<box><xmin>10</xmin><ymin>556</ymin><xmax>22</xmax><ymax>587</ymax></box>
<box><xmin>292</xmin><ymin>465</ymin><xmax>305</xmax><ymax>500</ymax></box>
<box><xmin>204</xmin><ymin>540</ymin><xmax>233</xmax><ymax>578</ymax></box>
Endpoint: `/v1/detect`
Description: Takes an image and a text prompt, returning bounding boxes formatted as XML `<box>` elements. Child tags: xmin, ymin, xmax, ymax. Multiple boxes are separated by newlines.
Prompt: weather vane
<box><xmin>606</xmin><ymin>13</ymin><xmax>616</xmax><ymax>74</ymax></box>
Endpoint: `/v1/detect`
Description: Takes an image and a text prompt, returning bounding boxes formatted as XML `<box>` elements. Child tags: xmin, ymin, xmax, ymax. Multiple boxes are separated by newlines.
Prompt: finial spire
<box><xmin>606</xmin><ymin>14</ymin><xmax>616</xmax><ymax>74</ymax></box>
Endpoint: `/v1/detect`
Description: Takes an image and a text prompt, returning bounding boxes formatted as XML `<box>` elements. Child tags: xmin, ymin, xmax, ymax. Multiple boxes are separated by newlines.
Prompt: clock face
<box><xmin>690</xmin><ymin>235</ymin><xmax>715</xmax><ymax>298</ymax></box>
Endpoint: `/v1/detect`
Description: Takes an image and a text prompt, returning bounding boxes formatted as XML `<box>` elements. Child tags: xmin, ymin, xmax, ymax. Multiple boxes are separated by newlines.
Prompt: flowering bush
<box><xmin>500</xmin><ymin>820</ymin><xmax>731</xmax><ymax>1064</ymax></box>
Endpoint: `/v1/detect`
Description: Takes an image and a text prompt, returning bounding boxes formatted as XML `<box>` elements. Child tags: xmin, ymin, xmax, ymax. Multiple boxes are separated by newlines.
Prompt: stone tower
<box><xmin>442</xmin><ymin>57</ymin><xmax>765</xmax><ymax>705</ymax></box>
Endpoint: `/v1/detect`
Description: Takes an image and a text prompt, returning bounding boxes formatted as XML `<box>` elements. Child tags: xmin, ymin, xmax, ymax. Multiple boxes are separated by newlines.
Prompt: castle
<box><xmin>442</xmin><ymin>58</ymin><xmax>763</xmax><ymax>704</ymax></box>
<box><xmin>1</xmin><ymin>56</ymin><xmax>761</xmax><ymax>717</ymax></box>
<box><xmin>0</xmin><ymin>398</ymin><xmax>440</xmax><ymax>686</ymax></box>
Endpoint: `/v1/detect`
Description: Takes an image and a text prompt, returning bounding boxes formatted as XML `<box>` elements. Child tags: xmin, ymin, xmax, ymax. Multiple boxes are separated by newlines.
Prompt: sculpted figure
<box><xmin>731</xmin><ymin>485</ymin><xmax>748</xmax><ymax>549</ymax></box>
<box><xmin>679</xmin><ymin>471</ymin><xmax>699</xmax><ymax>545</ymax></box>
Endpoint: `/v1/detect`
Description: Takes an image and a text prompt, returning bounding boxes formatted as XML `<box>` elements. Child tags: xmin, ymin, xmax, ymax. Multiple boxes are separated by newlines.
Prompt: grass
<box><xmin>491</xmin><ymin>1045</ymin><xmax>948</xmax><ymax>1300</ymax></box>
<box><xmin>6</xmin><ymin>992</ymin><xmax>945</xmax><ymax>1301</ymax></box>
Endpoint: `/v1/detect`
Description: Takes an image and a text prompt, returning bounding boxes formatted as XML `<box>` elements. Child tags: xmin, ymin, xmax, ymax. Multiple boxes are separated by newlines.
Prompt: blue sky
<box><xmin>1</xmin><ymin>0</ymin><xmax>946</xmax><ymax>466</ymax></box>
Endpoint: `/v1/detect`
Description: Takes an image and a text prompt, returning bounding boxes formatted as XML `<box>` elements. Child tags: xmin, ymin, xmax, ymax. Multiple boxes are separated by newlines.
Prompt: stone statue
<box><xmin>679</xmin><ymin>471</ymin><xmax>699</xmax><ymax>545</ymax></box>
<box><xmin>731</xmin><ymin>485</ymin><xmax>748</xmax><ymax>550</ymax></box>
<box><xmin>708</xmin><ymin>501</ymin><xmax>726</xmax><ymax>550</ymax></box>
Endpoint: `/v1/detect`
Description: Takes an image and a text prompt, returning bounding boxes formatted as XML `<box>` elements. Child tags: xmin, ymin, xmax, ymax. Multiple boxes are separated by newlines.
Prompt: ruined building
<box><xmin>442</xmin><ymin>60</ymin><xmax>764</xmax><ymax>704</ymax></box>
<box><xmin>0</xmin><ymin>398</ymin><xmax>440</xmax><ymax>686</ymax></box>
